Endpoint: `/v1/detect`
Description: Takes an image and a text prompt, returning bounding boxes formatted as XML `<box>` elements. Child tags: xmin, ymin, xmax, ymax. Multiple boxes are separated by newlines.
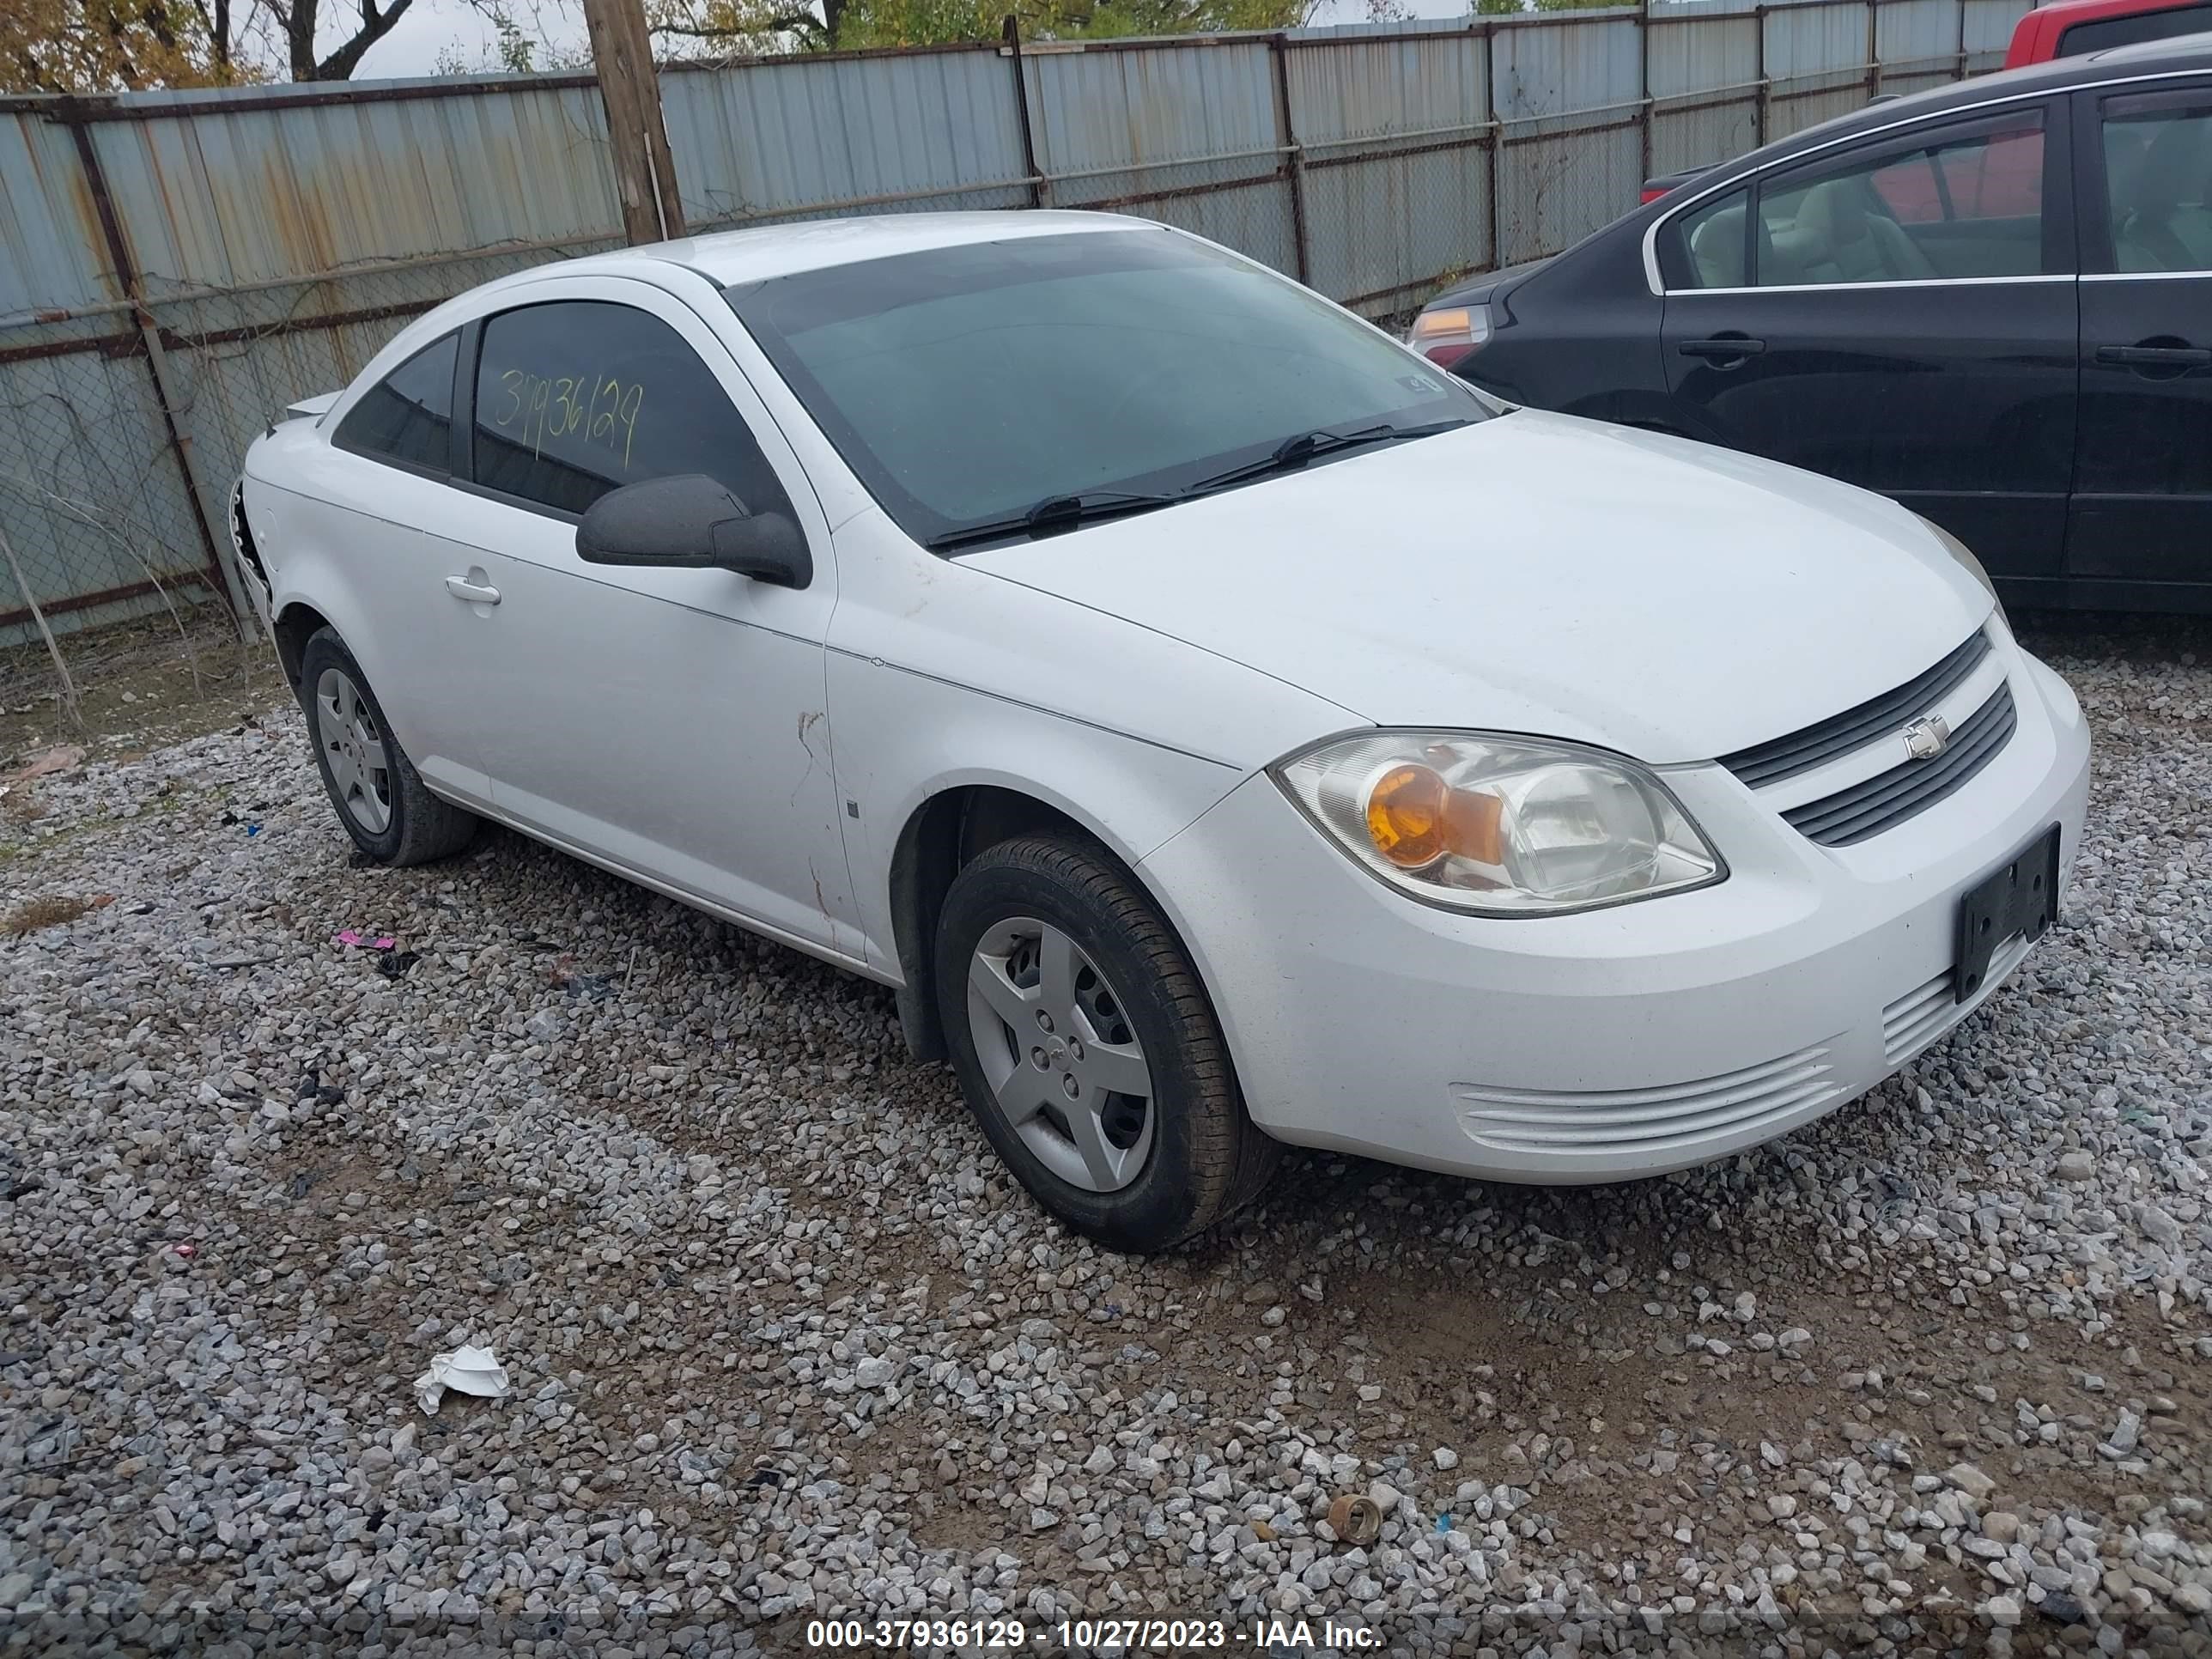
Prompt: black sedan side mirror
<box><xmin>575</xmin><ymin>473</ymin><xmax>811</xmax><ymax>589</ymax></box>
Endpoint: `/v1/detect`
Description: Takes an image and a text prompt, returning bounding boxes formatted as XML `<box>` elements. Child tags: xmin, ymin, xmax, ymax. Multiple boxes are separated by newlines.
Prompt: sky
<box><xmin>353</xmin><ymin>0</ymin><xmax>1476</xmax><ymax>77</ymax></box>
<box><xmin>356</xmin><ymin>0</ymin><xmax>583</xmax><ymax>78</ymax></box>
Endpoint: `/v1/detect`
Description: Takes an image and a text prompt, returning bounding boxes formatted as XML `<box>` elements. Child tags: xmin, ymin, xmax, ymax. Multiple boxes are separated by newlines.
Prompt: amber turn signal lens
<box><xmin>1364</xmin><ymin>763</ymin><xmax>1448</xmax><ymax>867</ymax></box>
<box><xmin>1365</xmin><ymin>763</ymin><xmax>1508</xmax><ymax>870</ymax></box>
<box><xmin>1440</xmin><ymin>784</ymin><xmax>1504</xmax><ymax>866</ymax></box>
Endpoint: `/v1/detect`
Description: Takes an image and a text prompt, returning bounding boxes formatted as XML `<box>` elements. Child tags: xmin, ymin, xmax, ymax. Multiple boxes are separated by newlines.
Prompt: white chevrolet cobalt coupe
<box><xmin>234</xmin><ymin>212</ymin><xmax>2089</xmax><ymax>1252</ymax></box>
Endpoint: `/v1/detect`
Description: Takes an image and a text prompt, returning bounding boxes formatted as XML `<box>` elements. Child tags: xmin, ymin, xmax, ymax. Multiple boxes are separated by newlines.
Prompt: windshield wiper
<box><xmin>1185</xmin><ymin>419</ymin><xmax>1473</xmax><ymax>496</ymax></box>
<box><xmin>926</xmin><ymin>489</ymin><xmax>1182</xmax><ymax>552</ymax></box>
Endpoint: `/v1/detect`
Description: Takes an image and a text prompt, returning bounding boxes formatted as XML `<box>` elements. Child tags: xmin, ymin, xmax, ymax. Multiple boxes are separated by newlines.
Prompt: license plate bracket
<box><xmin>1955</xmin><ymin>824</ymin><xmax>2060</xmax><ymax>1004</ymax></box>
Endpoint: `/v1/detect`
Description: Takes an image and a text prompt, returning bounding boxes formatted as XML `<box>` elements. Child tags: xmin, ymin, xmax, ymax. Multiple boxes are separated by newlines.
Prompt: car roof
<box><xmin>1753</xmin><ymin>29</ymin><xmax>2212</xmax><ymax>157</ymax></box>
<box><xmin>532</xmin><ymin>210</ymin><xmax>1151</xmax><ymax>293</ymax></box>
<box><xmin>2016</xmin><ymin>0</ymin><xmax>2206</xmax><ymax>27</ymax></box>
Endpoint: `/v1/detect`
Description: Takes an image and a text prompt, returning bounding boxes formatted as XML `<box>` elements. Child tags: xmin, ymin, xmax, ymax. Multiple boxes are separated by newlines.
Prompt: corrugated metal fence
<box><xmin>0</xmin><ymin>0</ymin><xmax>2026</xmax><ymax>646</ymax></box>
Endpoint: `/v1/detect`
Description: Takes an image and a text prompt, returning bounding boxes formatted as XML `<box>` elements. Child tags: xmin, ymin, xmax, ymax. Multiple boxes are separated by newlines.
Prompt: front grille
<box><xmin>1455</xmin><ymin>1043</ymin><xmax>1838</xmax><ymax>1158</ymax></box>
<box><xmin>1720</xmin><ymin>630</ymin><xmax>1991</xmax><ymax>789</ymax></box>
<box><xmin>1784</xmin><ymin>684</ymin><xmax>2015</xmax><ymax>847</ymax></box>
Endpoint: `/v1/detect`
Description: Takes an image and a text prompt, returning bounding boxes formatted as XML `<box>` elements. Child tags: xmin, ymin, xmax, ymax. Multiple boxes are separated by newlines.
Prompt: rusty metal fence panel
<box><xmin>0</xmin><ymin>0</ymin><xmax>2030</xmax><ymax>648</ymax></box>
<box><xmin>0</xmin><ymin>112</ymin><xmax>107</xmax><ymax>320</ymax></box>
<box><xmin>1024</xmin><ymin>39</ymin><xmax>1298</xmax><ymax>276</ymax></box>
<box><xmin>1647</xmin><ymin>6</ymin><xmax>1762</xmax><ymax>184</ymax></box>
<box><xmin>1963</xmin><ymin>0</ymin><xmax>2027</xmax><ymax>68</ymax></box>
<box><xmin>662</xmin><ymin>46</ymin><xmax>1033</xmax><ymax>228</ymax></box>
<box><xmin>1491</xmin><ymin>14</ymin><xmax>1644</xmax><ymax>266</ymax></box>
<box><xmin>1285</xmin><ymin>26</ymin><xmax>1492</xmax><ymax>313</ymax></box>
<box><xmin>1876</xmin><ymin>0</ymin><xmax>1967</xmax><ymax>99</ymax></box>
<box><xmin>1764</xmin><ymin>0</ymin><xmax>1880</xmax><ymax>140</ymax></box>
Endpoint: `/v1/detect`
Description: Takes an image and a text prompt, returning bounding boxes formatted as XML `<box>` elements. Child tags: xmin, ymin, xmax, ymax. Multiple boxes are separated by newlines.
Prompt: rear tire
<box><xmin>299</xmin><ymin>628</ymin><xmax>478</xmax><ymax>866</ymax></box>
<box><xmin>934</xmin><ymin>835</ymin><xmax>1279</xmax><ymax>1254</ymax></box>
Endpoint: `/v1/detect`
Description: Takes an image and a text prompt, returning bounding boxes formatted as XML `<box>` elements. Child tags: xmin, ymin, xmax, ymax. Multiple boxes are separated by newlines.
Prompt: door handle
<box><xmin>1677</xmin><ymin>336</ymin><xmax>1767</xmax><ymax>364</ymax></box>
<box><xmin>2096</xmin><ymin>343</ymin><xmax>2210</xmax><ymax>372</ymax></box>
<box><xmin>443</xmin><ymin>574</ymin><xmax>501</xmax><ymax>605</ymax></box>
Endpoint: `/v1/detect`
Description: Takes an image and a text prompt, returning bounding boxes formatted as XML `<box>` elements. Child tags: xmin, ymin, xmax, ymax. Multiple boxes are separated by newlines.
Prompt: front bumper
<box><xmin>1141</xmin><ymin>644</ymin><xmax>2091</xmax><ymax>1183</ymax></box>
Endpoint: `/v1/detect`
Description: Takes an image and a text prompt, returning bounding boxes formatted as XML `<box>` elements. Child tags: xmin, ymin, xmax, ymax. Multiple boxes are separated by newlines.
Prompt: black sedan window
<box><xmin>1660</xmin><ymin>111</ymin><xmax>2051</xmax><ymax>292</ymax></box>
<box><xmin>2100</xmin><ymin>95</ymin><xmax>2212</xmax><ymax>272</ymax></box>
<box><xmin>1665</xmin><ymin>189</ymin><xmax>1749</xmax><ymax>289</ymax></box>
<box><xmin>1754</xmin><ymin>114</ymin><xmax>2045</xmax><ymax>285</ymax></box>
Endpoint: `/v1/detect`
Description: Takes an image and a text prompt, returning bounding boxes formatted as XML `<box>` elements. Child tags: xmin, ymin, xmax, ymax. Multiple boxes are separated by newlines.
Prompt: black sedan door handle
<box><xmin>1677</xmin><ymin>336</ymin><xmax>1767</xmax><ymax>364</ymax></box>
<box><xmin>2096</xmin><ymin>343</ymin><xmax>2211</xmax><ymax>372</ymax></box>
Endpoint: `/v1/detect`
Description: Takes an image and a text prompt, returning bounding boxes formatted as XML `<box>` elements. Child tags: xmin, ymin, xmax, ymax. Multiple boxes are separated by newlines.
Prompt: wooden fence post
<box><xmin>1269</xmin><ymin>34</ymin><xmax>1311</xmax><ymax>285</ymax></box>
<box><xmin>583</xmin><ymin>0</ymin><xmax>686</xmax><ymax>244</ymax></box>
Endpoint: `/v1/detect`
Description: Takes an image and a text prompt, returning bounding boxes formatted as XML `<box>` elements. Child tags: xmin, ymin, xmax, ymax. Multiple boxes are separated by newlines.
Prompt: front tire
<box><xmin>934</xmin><ymin>836</ymin><xmax>1278</xmax><ymax>1253</ymax></box>
<box><xmin>299</xmin><ymin>628</ymin><xmax>478</xmax><ymax>866</ymax></box>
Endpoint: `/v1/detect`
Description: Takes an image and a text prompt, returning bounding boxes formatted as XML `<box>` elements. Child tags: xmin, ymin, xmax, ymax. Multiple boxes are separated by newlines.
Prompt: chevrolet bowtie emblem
<box><xmin>1900</xmin><ymin>714</ymin><xmax>1952</xmax><ymax>761</ymax></box>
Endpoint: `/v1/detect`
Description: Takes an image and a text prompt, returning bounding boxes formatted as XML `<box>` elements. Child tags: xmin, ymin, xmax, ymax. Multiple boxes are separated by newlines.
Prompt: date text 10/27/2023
<box><xmin>803</xmin><ymin>1617</ymin><xmax>1385</xmax><ymax>1650</ymax></box>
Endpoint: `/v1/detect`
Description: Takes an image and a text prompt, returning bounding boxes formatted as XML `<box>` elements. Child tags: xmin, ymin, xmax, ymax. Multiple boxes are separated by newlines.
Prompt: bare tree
<box><xmin>257</xmin><ymin>0</ymin><xmax>416</xmax><ymax>79</ymax></box>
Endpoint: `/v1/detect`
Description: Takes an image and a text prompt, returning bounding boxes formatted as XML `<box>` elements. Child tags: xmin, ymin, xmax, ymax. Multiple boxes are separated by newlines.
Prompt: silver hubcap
<box><xmin>314</xmin><ymin>666</ymin><xmax>392</xmax><ymax>835</ymax></box>
<box><xmin>966</xmin><ymin>917</ymin><xmax>1155</xmax><ymax>1194</ymax></box>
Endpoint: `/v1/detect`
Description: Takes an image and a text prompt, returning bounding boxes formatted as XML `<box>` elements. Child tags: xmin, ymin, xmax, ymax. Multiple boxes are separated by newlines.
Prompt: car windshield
<box><xmin>724</xmin><ymin>228</ymin><xmax>1491</xmax><ymax>550</ymax></box>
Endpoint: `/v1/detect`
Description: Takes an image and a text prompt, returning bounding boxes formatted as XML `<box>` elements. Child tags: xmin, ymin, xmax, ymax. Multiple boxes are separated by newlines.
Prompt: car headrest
<box><xmin>1796</xmin><ymin>176</ymin><xmax>1878</xmax><ymax>244</ymax></box>
<box><xmin>2129</xmin><ymin>117</ymin><xmax>2209</xmax><ymax>211</ymax></box>
<box><xmin>1689</xmin><ymin>203</ymin><xmax>1747</xmax><ymax>285</ymax></box>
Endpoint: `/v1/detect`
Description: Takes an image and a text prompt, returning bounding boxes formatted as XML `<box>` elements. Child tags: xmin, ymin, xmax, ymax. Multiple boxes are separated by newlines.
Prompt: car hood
<box><xmin>963</xmin><ymin>410</ymin><xmax>1996</xmax><ymax>766</ymax></box>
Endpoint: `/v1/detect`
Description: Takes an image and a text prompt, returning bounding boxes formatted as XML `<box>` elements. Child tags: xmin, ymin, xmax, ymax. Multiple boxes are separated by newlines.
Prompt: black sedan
<box><xmin>1410</xmin><ymin>35</ymin><xmax>2212</xmax><ymax>613</ymax></box>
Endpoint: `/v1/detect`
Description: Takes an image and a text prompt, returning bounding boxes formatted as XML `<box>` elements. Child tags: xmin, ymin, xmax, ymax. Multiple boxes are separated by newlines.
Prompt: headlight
<box><xmin>1272</xmin><ymin>731</ymin><xmax>1725</xmax><ymax>916</ymax></box>
<box><xmin>1406</xmin><ymin>303</ymin><xmax>1491</xmax><ymax>369</ymax></box>
<box><xmin>1921</xmin><ymin>515</ymin><xmax>2007</xmax><ymax>625</ymax></box>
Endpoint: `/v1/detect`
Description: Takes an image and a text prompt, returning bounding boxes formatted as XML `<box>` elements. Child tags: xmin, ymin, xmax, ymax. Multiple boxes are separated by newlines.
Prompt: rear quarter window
<box><xmin>1659</xmin><ymin>188</ymin><xmax>1749</xmax><ymax>288</ymax></box>
<box><xmin>333</xmin><ymin>333</ymin><xmax>459</xmax><ymax>474</ymax></box>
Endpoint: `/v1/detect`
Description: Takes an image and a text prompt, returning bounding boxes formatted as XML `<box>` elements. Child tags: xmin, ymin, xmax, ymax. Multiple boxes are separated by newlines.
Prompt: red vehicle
<box><xmin>2004</xmin><ymin>0</ymin><xmax>2212</xmax><ymax>66</ymax></box>
<box><xmin>1637</xmin><ymin>0</ymin><xmax>2212</xmax><ymax>203</ymax></box>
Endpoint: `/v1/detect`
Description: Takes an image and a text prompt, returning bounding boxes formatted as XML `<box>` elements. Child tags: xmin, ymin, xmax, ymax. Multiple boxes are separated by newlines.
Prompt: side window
<box><xmin>2057</xmin><ymin>4</ymin><xmax>2212</xmax><ymax>56</ymax></box>
<box><xmin>471</xmin><ymin>300</ymin><xmax>793</xmax><ymax>519</ymax></box>
<box><xmin>1663</xmin><ymin>187</ymin><xmax>1748</xmax><ymax>289</ymax></box>
<box><xmin>1754</xmin><ymin>112</ymin><xmax>2045</xmax><ymax>286</ymax></box>
<box><xmin>2100</xmin><ymin>94</ymin><xmax>2212</xmax><ymax>275</ymax></box>
<box><xmin>1869</xmin><ymin>154</ymin><xmax>1945</xmax><ymax>224</ymax></box>
<box><xmin>333</xmin><ymin>333</ymin><xmax>457</xmax><ymax>473</ymax></box>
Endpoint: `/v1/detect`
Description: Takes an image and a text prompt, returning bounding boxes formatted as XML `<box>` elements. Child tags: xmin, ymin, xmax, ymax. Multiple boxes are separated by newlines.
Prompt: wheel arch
<box><xmin>887</xmin><ymin>781</ymin><xmax>1209</xmax><ymax>1065</ymax></box>
<box><xmin>272</xmin><ymin>601</ymin><xmax>333</xmax><ymax>693</ymax></box>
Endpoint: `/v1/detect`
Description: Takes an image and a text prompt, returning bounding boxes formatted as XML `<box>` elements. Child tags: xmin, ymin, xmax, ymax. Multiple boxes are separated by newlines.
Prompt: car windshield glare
<box><xmin>725</xmin><ymin>228</ymin><xmax>1489</xmax><ymax>550</ymax></box>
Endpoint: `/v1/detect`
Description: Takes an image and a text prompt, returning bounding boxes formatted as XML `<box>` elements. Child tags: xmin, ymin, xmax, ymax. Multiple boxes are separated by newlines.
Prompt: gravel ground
<box><xmin>2</xmin><ymin>615</ymin><xmax>2209</xmax><ymax>1658</ymax></box>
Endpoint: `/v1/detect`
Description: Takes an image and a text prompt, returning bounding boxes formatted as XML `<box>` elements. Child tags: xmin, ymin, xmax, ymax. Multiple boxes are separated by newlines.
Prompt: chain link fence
<box><xmin>0</xmin><ymin>0</ymin><xmax>2024</xmax><ymax>677</ymax></box>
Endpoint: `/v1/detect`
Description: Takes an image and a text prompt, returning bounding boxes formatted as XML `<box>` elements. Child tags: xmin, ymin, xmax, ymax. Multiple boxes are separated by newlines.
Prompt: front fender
<box><xmin>827</xmin><ymin>648</ymin><xmax>1249</xmax><ymax>981</ymax></box>
<box><xmin>823</xmin><ymin>508</ymin><xmax>1364</xmax><ymax>981</ymax></box>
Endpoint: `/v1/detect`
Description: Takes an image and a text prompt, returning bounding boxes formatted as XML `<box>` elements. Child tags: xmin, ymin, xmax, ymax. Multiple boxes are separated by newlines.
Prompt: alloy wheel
<box><xmin>965</xmin><ymin>915</ymin><xmax>1155</xmax><ymax>1194</ymax></box>
<box><xmin>313</xmin><ymin>666</ymin><xmax>392</xmax><ymax>835</ymax></box>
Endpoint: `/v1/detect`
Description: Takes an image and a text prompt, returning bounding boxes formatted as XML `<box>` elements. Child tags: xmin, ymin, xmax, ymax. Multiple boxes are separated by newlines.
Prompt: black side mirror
<box><xmin>575</xmin><ymin>473</ymin><xmax>812</xmax><ymax>589</ymax></box>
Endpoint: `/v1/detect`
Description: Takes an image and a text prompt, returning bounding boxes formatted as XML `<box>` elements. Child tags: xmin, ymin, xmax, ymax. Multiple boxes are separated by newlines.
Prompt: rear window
<box><xmin>2059</xmin><ymin>3</ymin><xmax>2212</xmax><ymax>54</ymax></box>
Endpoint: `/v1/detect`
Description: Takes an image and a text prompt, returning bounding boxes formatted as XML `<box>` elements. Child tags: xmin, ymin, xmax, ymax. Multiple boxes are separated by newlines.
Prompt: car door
<box><xmin>2068</xmin><ymin>79</ymin><xmax>2212</xmax><ymax>586</ymax></box>
<box><xmin>447</xmin><ymin>277</ymin><xmax>857</xmax><ymax>958</ymax></box>
<box><xmin>1656</xmin><ymin>100</ymin><xmax>2078</xmax><ymax>579</ymax></box>
<box><xmin>308</xmin><ymin>328</ymin><xmax>497</xmax><ymax>805</ymax></box>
